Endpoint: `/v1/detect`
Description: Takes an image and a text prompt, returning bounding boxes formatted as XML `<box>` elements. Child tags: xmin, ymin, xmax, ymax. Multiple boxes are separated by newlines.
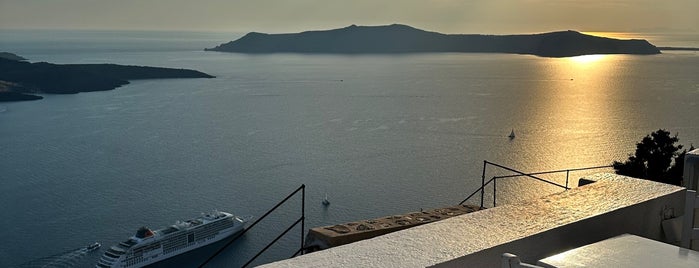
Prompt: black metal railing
<box><xmin>199</xmin><ymin>184</ymin><xmax>306</xmax><ymax>268</ymax></box>
<box><xmin>459</xmin><ymin>161</ymin><xmax>612</xmax><ymax>208</ymax></box>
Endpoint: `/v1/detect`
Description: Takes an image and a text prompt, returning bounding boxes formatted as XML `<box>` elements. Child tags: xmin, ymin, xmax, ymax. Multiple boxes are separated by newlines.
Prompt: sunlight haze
<box><xmin>1</xmin><ymin>0</ymin><xmax>697</xmax><ymax>34</ymax></box>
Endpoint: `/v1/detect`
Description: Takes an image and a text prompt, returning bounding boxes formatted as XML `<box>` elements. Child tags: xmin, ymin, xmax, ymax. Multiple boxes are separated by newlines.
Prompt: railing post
<box><xmin>481</xmin><ymin>160</ymin><xmax>487</xmax><ymax>208</ymax></box>
<box><xmin>493</xmin><ymin>178</ymin><xmax>497</xmax><ymax>207</ymax></box>
<box><xmin>459</xmin><ymin>161</ymin><xmax>611</xmax><ymax>209</ymax></box>
<box><xmin>301</xmin><ymin>185</ymin><xmax>305</xmax><ymax>254</ymax></box>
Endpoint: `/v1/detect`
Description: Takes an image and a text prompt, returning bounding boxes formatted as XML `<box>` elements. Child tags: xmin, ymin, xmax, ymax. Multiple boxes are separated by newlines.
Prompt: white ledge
<box><xmin>260</xmin><ymin>173</ymin><xmax>685</xmax><ymax>267</ymax></box>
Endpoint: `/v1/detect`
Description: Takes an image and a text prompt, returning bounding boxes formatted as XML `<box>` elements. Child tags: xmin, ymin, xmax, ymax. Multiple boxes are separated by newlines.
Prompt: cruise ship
<box><xmin>96</xmin><ymin>211</ymin><xmax>247</xmax><ymax>268</ymax></box>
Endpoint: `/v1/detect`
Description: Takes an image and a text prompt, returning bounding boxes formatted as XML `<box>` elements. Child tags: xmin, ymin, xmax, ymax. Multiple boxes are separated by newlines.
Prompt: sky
<box><xmin>0</xmin><ymin>0</ymin><xmax>697</xmax><ymax>34</ymax></box>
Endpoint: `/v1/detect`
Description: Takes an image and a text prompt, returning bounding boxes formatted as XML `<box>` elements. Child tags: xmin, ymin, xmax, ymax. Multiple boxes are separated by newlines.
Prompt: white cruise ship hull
<box><xmin>97</xmin><ymin>211</ymin><xmax>246</xmax><ymax>268</ymax></box>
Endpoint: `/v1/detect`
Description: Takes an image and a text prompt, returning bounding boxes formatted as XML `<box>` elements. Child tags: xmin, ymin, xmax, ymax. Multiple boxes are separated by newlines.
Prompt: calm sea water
<box><xmin>1</xmin><ymin>30</ymin><xmax>698</xmax><ymax>267</ymax></box>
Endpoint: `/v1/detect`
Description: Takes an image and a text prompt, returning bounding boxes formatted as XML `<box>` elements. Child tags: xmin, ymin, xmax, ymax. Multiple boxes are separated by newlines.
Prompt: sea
<box><xmin>0</xmin><ymin>29</ymin><xmax>697</xmax><ymax>267</ymax></box>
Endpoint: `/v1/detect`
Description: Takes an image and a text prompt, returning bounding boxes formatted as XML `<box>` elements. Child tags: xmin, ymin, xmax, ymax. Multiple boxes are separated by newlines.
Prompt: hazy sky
<box><xmin>1</xmin><ymin>0</ymin><xmax>697</xmax><ymax>33</ymax></box>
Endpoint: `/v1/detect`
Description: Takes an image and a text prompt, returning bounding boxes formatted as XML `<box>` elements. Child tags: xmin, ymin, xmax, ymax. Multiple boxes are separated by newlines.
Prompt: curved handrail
<box><xmin>460</xmin><ymin>161</ymin><xmax>612</xmax><ymax>208</ymax></box>
<box><xmin>199</xmin><ymin>184</ymin><xmax>306</xmax><ymax>268</ymax></box>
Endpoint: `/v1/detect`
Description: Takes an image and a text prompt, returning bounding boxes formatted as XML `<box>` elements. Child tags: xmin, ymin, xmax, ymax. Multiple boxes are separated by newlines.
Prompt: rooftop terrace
<box><xmin>260</xmin><ymin>173</ymin><xmax>688</xmax><ymax>267</ymax></box>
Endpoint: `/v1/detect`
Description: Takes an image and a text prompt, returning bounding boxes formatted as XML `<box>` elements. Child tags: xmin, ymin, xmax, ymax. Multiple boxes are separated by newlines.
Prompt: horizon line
<box><xmin>1</xmin><ymin>24</ymin><xmax>697</xmax><ymax>35</ymax></box>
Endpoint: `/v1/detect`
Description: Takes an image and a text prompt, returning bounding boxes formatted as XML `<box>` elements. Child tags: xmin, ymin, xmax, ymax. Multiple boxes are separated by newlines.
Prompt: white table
<box><xmin>537</xmin><ymin>234</ymin><xmax>699</xmax><ymax>268</ymax></box>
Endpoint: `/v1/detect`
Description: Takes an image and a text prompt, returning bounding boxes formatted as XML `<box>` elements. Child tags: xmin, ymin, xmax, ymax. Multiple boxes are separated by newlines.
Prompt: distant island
<box><xmin>0</xmin><ymin>52</ymin><xmax>27</xmax><ymax>61</ymax></box>
<box><xmin>0</xmin><ymin>54</ymin><xmax>214</xmax><ymax>102</ymax></box>
<box><xmin>207</xmin><ymin>24</ymin><xmax>661</xmax><ymax>57</ymax></box>
<box><xmin>657</xmin><ymin>47</ymin><xmax>699</xmax><ymax>51</ymax></box>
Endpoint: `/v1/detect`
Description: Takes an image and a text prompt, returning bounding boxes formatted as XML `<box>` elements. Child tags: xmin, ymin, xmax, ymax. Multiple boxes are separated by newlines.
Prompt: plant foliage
<box><xmin>613</xmin><ymin>129</ymin><xmax>693</xmax><ymax>185</ymax></box>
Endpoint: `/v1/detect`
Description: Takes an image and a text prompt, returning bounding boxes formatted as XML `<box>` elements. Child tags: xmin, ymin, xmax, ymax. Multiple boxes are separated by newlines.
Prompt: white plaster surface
<box><xmin>259</xmin><ymin>173</ymin><xmax>684</xmax><ymax>268</ymax></box>
<box><xmin>684</xmin><ymin>149</ymin><xmax>699</xmax><ymax>191</ymax></box>
<box><xmin>537</xmin><ymin>234</ymin><xmax>699</xmax><ymax>267</ymax></box>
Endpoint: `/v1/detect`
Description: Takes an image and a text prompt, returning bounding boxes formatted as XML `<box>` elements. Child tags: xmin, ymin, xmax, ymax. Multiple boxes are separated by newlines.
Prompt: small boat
<box><xmin>86</xmin><ymin>242</ymin><xmax>101</xmax><ymax>252</ymax></box>
<box><xmin>508</xmin><ymin>129</ymin><xmax>515</xmax><ymax>139</ymax></box>
<box><xmin>322</xmin><ymin>194</ymin><xmax>330</xmax><ymax>206</ymax></box>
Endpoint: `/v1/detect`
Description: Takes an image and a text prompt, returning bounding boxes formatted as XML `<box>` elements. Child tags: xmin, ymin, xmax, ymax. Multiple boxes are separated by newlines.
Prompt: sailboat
<box><xmin>508</xmin><ymin>129</ymin><xmax>515</xmax><ymax>139</ymax></box>
<box><xmin>322</xmin><ymin>193</ymin><xmax>330</xmax><ymax>206</ymax></box>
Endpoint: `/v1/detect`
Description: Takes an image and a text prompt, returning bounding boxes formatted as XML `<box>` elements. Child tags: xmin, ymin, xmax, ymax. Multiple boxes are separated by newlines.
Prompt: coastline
<box><xmin>658</xmin><ymin>46</ymin><xmax>699</xmax><ymax>51</ymax></box>
<box><xmin>0</xmin><ymin>91</ymin><xmax>43</xmax><ymax>102</ymax></box>
<box><xmin>0</xmin><ymin>56</ymin><xmax>214</xmax><ymax>102</ymax></box>
<box><xmin>207</xmin><ymin>25</ymin><xmax>662</xmax><ymax>57</ymax></box>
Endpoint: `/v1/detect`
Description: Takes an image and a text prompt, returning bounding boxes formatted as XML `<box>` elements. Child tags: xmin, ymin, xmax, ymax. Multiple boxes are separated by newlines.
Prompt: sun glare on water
<box><xmin>534</xmin><ymin>52</ymin><xmax>623</xmax><ymax>169</ymax></box>
<box><xmin>569</xmin><ymin>54</ymin><xmax>607</xmax><ymax>65</ymax></box>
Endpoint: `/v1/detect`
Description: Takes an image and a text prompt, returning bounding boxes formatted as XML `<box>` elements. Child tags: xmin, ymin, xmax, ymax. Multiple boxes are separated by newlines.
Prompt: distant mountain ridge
<box><xmin>207</xmin><ymin>24</ymin><xmax>661</xmax><ymax>57</ymax></box>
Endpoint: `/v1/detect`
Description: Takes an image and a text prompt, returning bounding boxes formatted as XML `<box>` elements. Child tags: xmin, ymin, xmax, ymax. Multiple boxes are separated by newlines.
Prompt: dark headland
<box><xmin>0</xmin><ymin>54</ymin><xmax>214</xmax><ymax>102</ymax></box>
<box><xmin>207</xmin><ymin>24</ymin><xmax>661</xmax><ymax>57</ymax></box>
<box><xmin>0</xmin><ymin>52</ymin><xmax>27</xmax><ymax>61</ymax></box>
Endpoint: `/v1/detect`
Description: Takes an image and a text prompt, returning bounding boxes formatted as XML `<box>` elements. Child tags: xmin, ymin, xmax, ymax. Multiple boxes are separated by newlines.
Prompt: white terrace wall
<box><xmin>433</xmin><ymin>178</ymin><xmax>685</xmax><ymax>267</ymax></box>
<box><xmin>260</xmin><ymin>173</ymin><xmax>685</xmax><ymax>268</ymax></box>
<box><xmin>684</xmin><ymin>149</ymin><xmax>699</xmax><ymax>191</ymax></box>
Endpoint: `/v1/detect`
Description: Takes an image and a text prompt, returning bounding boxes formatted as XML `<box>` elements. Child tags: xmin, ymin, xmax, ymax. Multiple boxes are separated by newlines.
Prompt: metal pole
<box><xmin>487</xmin><ymin>161</ymin><xmax>570</xmax><ymax>190</ymax></box>
<box><xmin>242</xmin><ymin>218</ymin><xmax>304</xmax><ymax>268</ymax></box>
<box><xmin>491</xmin><ymin>165</ymin><xmax>613</xmax><ymax>179</ymax></box>
<box><xmin>459</xmin><ymin>177</ymin><xmax>496</xmax><ymax>205</ymax></box>
<box><xmin>493</xmin><ymin>178</ymin><xmax>497</xmax><ymax>207</ymax></box>
<box><xmin>480</xmin><ymin>160</ymin><xmax>487</xmax><ymax>208</ymax></box>
<box><xmin>565</xmin><ymin>170</ymin><xmax>570</xmax><ymax>189</ymax></box>
<box><xmin>199</xmin><ymin>184</ymin><xmax>304</xmax><ymax>268</ymax></box>
<box><xmin>301</xmin><ymin>185</ymin><xmax>305</xmax><ymax>254</ymax></box>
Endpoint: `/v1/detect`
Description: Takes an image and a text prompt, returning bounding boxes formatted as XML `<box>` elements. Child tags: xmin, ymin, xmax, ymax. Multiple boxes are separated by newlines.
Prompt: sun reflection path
<box><xmin>568</xmin><ymin>54</ymin><xmax>608</xmax><ymax>65</ymax></box>
<box><xmin>521</xmin><ymin>53</ymin><xmax>624</xmax><ymax>170</ymax></box>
